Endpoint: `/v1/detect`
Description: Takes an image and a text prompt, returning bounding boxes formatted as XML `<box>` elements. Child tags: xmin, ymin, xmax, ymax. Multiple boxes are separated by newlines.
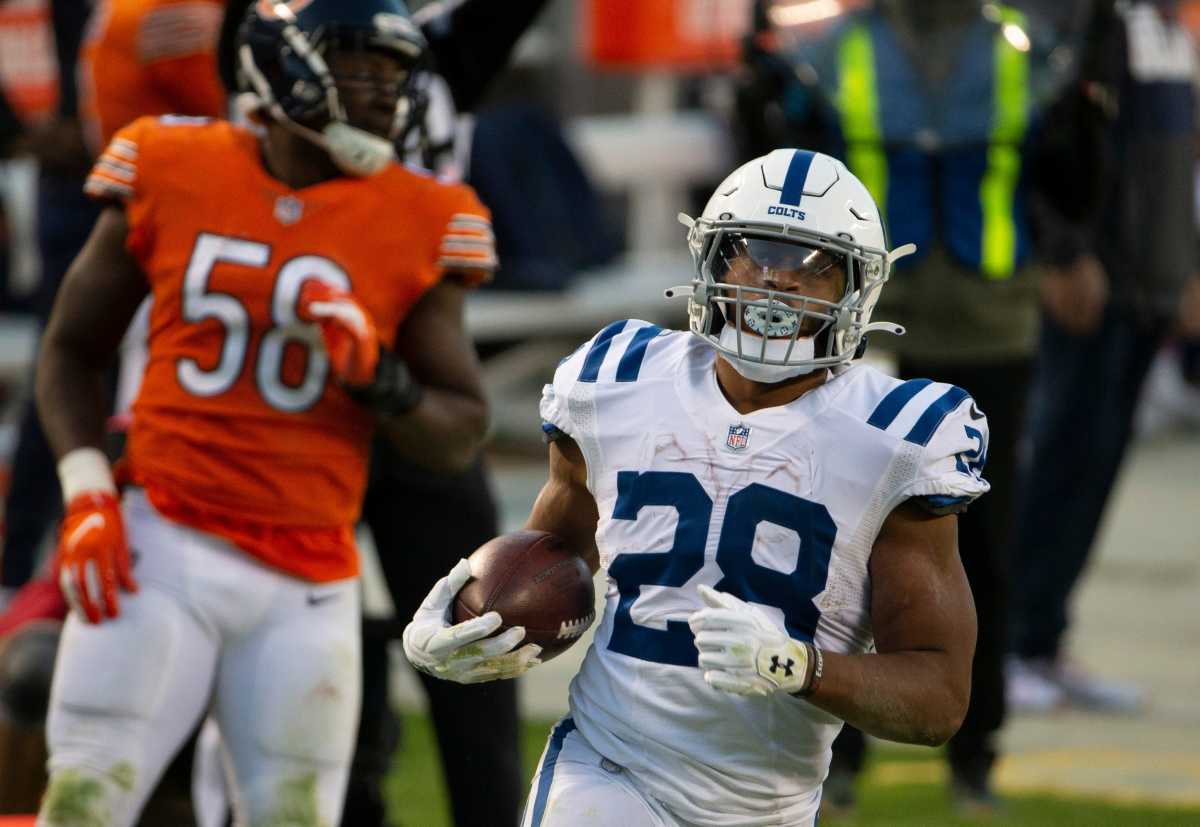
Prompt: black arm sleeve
<box><xmin>735</xmin><ymin>1</ymin><xmax>835</xmax><ymax>162</ymax></box>
<box><xmin>346</xmin><ymin>348</ymin><xmax>423</xmax><ymax>417</ymax></box>
<box><xmin>418</xmin><ymin>0</ymin><xmax>552</xmax><ymax>113</ymax></box>
<box><xmin>217</xmin><ymin>0</ymin><xmax>253</xmax><ymax>93</ymax></box>
<box><xmin>50</xmin><ymin>0</ymin><xmax>93</xmax><ymax>117</ymax></box>
<box><xmin>1026</xmin><ymin>3</ymin><xmax>1125</xmax><ymax>267</ymax></box>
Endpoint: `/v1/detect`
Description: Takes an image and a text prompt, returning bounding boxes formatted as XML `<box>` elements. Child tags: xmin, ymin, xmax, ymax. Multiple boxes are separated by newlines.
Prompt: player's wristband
<box><xmin>792</xmin><ymin>643</ymin><xmax>823</xmax><ymax>699</ymax></box>
<box><xmin>57</xmin><ymin>447</ymin><xmax>117</xmax><ymax>502</ymax></box>
<box><xmin>345</xmin><ymin>348</ymin><xmax>423</xmax><ymax>416</ymax></box>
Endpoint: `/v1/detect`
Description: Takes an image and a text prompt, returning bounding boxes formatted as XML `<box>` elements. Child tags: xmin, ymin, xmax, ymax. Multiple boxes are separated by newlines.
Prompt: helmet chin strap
<box><xmin>321</xmin><ymin>121</ymin><xmax>395</xmax><ymax>176</ymax></box>
<box><xmin>275</xmin><ymin>114</ymin><xmax>395</xmax><ymax>177</ymax></box>
<box><xmin>717</xmin><ymin>325</ymin><xmax>818</xmax><ymax>383</ymax></box>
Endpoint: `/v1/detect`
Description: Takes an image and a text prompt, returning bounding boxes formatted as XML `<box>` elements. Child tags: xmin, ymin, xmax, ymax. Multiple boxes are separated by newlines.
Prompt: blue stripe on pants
<box><xmin>529</xmin><ymin>718</ymin><xmax>576</xmax><ymax>827</ymax></box>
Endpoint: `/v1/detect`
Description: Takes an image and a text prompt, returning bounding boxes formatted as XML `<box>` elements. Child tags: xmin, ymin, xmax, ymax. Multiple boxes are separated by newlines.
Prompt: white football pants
<box><xmin>521</xmin><ymin>719</ymin><xmax>692</xmax><ymax>827</ymax></box>
<box><xmin>38</xmin><ymin>488</ymin><xmax>361</xmax><ymax>827</ymax></box>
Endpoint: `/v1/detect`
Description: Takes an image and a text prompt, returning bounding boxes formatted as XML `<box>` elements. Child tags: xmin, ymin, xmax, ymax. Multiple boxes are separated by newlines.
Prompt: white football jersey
<box><xmin>539</xmin><ymin>320</ymin><xmax>990</xmax><ymax>826</ymax></box>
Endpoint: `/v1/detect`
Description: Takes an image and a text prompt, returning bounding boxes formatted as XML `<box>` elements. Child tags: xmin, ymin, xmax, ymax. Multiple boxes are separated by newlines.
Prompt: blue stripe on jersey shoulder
<box><xmin>866</xmin><ymin>378</ymin><xmax>933</xmax><ymax>431</ymax></box>
<box><xmin>615</xmin><ymin>324</ymin><xmax>663</xmax><ymax>382</ymax></box>
<box><xmin>903</xmin><ymin>386</ymin><xmax>970</xmax><ymax>446</ymax></box>
<box><xmin>578</xmin><ymin>320</ymin><xmax>663</xmax><ymax>384</ymax></box>
<box><xmin>578</xmin><ymin>320</ymin><xmax>629</xmax><ymax>383</ymax></box>
<box><xmin>529</xmin><ymin>718</ymin><xmax>576</xmax><ymax>827</ymax></box>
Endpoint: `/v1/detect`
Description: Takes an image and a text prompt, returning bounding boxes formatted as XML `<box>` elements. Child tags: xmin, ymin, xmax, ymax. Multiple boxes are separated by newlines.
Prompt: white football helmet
<box><xmin>672</xmin><ymin>149</ymin><xmax>914</xmax><ymax>383</ymax></box>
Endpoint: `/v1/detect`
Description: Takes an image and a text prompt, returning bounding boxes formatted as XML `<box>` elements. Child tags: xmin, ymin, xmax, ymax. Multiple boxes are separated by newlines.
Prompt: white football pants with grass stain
<box><xmin>37</xmin><ymin>488</ymin><xmax>361</xmax><ymax>827</ymax></box>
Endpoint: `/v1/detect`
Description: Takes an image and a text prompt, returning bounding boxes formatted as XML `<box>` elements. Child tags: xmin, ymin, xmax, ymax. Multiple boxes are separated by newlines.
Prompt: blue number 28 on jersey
<box><xmin>606</xmin><ymin>470</ymin><xmax>837</xmax><ymax>668</ymax></box>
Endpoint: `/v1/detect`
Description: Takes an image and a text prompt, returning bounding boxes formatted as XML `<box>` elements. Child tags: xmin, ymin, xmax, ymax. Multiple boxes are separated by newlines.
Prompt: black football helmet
<box><xmin>237</xmin><ymin>0</ymin><xmax>428</xmax><ymax>175</ymax></box>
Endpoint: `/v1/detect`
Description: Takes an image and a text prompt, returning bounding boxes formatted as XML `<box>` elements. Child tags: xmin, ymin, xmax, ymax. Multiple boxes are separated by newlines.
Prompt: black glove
<box><xmin>346</xmin><ymin>349</ymin><xmax>423</xmax><ymax>417</ymax></box>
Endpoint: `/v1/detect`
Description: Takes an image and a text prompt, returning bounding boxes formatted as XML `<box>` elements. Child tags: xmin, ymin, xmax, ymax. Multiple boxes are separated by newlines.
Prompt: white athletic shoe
<box><xmin>1042</xmin><ymin>657</ymin><xmax>1144</xmax><ymax>714</ymax></box>
<box><xmin>1006</xmin><ymin>656</ymin><xmax>1065</xmax><ymax>714</ymax></box>
<box><xmin>1008</xmin><ymin>656</ymin><xmax>1144</xmax><ymax>715</ymax></box>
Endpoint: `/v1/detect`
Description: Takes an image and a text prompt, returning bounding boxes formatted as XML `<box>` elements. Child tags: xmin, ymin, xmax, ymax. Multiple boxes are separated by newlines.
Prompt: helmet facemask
<box><xmin>238</xmin><ymin>2</ymin><xmax>427</xmax><ymax>176</ymax></box>
<box><xmin>682</xmin><ymin>216</ymin><xmax>898</xmax><ymax>383</ymax></box>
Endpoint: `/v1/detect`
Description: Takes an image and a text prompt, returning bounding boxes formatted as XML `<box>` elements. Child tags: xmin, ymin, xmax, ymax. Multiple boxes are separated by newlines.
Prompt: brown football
<box><xmin>452</xmin><ymin>530</ymin><xmax>596</xmax><ymax>662</ymax></box>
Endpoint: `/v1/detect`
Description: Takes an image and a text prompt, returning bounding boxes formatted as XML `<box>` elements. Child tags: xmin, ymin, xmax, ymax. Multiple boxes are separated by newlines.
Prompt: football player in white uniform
<box><xmin>405</xmin><ymin>149</ymin><xmax>988</xmax><ymax>826</ymax></box>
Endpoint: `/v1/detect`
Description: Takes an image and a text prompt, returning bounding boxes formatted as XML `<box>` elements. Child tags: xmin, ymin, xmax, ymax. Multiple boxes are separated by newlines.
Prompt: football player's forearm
<box><xmin>807</xmin><ymin>649</ymin><xmax>968</xmax><ymax>747</ymax></box>
<box><xmin>524</xmin><ymin>486</ymin><xmax>600</xmax><ymax>574</ymax></box>
<box><xmin>375</xmin><ymin>387</ymin><xmax>488</xmax><ymax>472</ymax></box>
<box><xmin>35</xmin><ymin>341</ymin><xmax>111</xmax><ymax>459</ymax></box>
<box><xmin>32</xmin><ymin>209</ymin><xmax>148</xmax><ymax>461</ymax></box>
<box><xmin>524</xmin><ymin>437</ymin><xmax>600</xmax><ymax>573</ymax></box>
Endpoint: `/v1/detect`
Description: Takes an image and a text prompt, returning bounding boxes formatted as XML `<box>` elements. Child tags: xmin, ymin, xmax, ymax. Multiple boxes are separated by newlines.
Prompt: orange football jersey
<box><xmin>79</xmin><ymin>0</ymin><xmax>225</xmax><ymax>154</ymax></box>
<box><xmin>85</xmin><ymin>116</ymin><xmax>497</xmax><ymax>581</ymax></box>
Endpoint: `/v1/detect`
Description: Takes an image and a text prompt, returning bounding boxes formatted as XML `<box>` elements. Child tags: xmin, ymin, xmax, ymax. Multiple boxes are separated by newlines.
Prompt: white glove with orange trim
<box><xmin>298</xmin><ymin>280</ymin><xmax>380</xmax><ymax>387</ymax></box>
<box><xmin>54</xmin><ymin>448</ymin><xmax>137</xmax><ymax>624</ymax></box>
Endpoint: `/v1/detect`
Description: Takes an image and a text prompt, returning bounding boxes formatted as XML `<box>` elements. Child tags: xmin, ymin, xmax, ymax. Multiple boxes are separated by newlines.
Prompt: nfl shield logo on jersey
<box><xmin>726</xmin><ymin>423</ymin><xmax>751</xmax><ymax>452</ymax></box>
<box><xmin>274</xmin><ymin>195</ymin><xmax>304</xmax><ymax>225</ymax></box>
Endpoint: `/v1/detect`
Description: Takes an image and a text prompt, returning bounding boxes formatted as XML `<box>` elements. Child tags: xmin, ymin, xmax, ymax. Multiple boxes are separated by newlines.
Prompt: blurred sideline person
<box><xmin>1007</xmin><ymin>0</ymin><xmax>1199</xmax><ymax>712</ymax></box>
<box><xmin>0</xmin><ymin>0</ymin><xmax>98</xmax><ymax>608</ymax></box>
<box><xmin>405</xmin><ymin>149</ymin><xmax>988</xmax><ymax>827</ymax></box>
<box><xmin>33</xmin><ymin>1</ymin><xmax>496</xmax><ymax>824</ymax></box>
<box><xmin>79</xmin><ymin>0</ymin><xmax>226</xmax><ymax>155</ymax></box>
<box><xmin>737</xmin><ymin>0</ymin><xmax>1089</xmax><ymax>810</ymax></box>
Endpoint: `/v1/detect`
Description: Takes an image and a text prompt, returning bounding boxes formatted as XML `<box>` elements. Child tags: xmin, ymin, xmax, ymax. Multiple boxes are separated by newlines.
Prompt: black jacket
<box><xmin>216</xmin><ymin>0</ymin><xmax>551</xmax><ymax>113</ymax></box>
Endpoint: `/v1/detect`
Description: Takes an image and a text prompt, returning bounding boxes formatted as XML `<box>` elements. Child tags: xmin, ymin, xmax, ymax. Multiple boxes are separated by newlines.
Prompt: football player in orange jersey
<box><xmin>32</xmin><ymin>1</ymin><xmax>504</xmax><ymax>824</ymax></box>
<box><xmin>79</xmin><ymin>0</ymin><xmax>227</xmax><ymax>155</ymax></box>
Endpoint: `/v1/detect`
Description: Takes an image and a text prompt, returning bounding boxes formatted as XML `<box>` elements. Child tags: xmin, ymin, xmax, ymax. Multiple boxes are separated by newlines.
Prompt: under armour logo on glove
<box><xmin>688</xmin><ymin>585</ymin><xmax>814</xmax><ymax>697</ymax></box>
<box><xmin>769</xmin><ymin>656</ymin><xmax>795</xmax><ymax>677</ymax></box>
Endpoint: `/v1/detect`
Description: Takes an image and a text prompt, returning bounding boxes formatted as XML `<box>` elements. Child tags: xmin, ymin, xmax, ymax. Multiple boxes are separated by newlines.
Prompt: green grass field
<box><xmin>383</xmin><ymin>712</ymin><xmax>1200</xmax><ymax>826</ymax></box>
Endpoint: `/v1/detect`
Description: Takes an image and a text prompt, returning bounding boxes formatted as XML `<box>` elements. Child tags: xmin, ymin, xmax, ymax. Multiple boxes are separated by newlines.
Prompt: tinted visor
<box><xmin>713</xmin><ymin>235</ymin><xmax>847</xmax><ymax>294</ymax></box>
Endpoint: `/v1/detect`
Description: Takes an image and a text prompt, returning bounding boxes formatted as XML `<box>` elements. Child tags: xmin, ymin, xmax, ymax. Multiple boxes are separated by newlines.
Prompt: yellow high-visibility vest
<box><xmin>837</xmin><ymin>7</ymin><xmax>1030</xmax><ymax>279</ymax></box>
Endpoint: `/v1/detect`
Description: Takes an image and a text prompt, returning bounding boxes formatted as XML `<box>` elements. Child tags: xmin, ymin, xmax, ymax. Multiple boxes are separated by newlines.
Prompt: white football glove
<box><xmin>402</xmin><ymin>558</ymin><xmax>543</xmax><ymax>684</ymax></box>
<box><xmin>688</xmin><ymin>584</ymin><xmax>816</xmax><ymax>697</ymax></box>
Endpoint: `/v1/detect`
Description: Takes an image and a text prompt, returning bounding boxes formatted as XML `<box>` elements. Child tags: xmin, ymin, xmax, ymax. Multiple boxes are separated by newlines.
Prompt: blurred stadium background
<box><xmin>1</xmin><ymin>0</ymin><xmax>1198</xmax><ymax>825</ymax></box>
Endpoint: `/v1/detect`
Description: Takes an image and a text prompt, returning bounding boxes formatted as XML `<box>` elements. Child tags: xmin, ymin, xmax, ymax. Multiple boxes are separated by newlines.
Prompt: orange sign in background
<box><xmin>586</xmin><ymin>0</ymin><xmax>754</xmax><ymax>69</ymax></box>
<box><xmin>1184</xmin><ymin>0</ymin><xmax>1200</xmax><ymax>37</ymax></box>
<box><xmin>0</xmin><ymin>0</ymin><xmax>57</xmax><ymax>123</ymax></box>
